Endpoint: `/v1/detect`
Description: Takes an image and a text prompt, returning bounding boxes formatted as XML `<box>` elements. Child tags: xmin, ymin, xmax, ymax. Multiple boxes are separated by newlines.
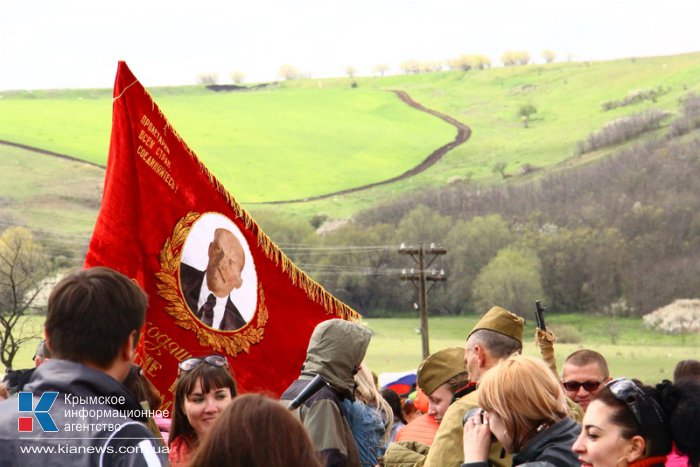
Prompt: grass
<box><xmin>0</xmin><ymin>85</ymin><xmax>454</xmax><ymax>202</ymax></box>
<box><xmin>3</xmin><ymin>52</ymin><xmax>700</xmax><ymax>220</ymax></box>
<box><xmin>0</xmin><ymin>145</ymin><xmax>102</xmax><ymax>259</ymax></box>
<box><xmin>362</xmin><ymin>315</ymin><xmax>700</xmax><ymax>385</ymax></box>
<box><xmin>4</xmin><ymin>315</ymin><xmax>696</xmax><ymax>387</ymax></box>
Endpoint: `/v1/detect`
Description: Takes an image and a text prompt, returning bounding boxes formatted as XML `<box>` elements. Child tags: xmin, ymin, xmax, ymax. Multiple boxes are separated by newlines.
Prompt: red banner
<box><xmin>84</xmin><ymin>62</ymin><xmax>358</xmax><ymax>411</ymax></box>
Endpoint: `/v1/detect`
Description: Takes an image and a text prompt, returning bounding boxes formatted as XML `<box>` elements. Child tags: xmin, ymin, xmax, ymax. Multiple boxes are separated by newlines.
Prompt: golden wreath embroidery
<box><xmin>155</xmin><ymin>211</ymin><xmax>268</xmax><ymax>357</ymax></box>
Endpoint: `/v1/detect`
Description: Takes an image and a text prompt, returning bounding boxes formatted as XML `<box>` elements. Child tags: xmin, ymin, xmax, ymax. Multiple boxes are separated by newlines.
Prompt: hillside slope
<box><xmin>1</xmin><ymin>52</ymin><xmax>699</xmax><ymax>220</ymax></box>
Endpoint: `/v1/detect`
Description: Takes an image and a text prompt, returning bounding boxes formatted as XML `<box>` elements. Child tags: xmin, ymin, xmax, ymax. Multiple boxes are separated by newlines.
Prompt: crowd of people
<box><xmin>1</xmin><ymin>265</ymin><xmax>699</xmax><ymax>467</ymax></box>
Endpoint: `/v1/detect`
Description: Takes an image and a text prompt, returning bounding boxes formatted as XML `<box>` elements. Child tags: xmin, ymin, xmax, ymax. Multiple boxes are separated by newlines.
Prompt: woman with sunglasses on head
<box><xmin>169</xmin><ymin>354</ymin><xmax>237</xmax><ymax>467</ymax></box>
<box><xmin>462</xmin><ymin>355</ymin><xmax>580</xmax><ymax>467</ymax></box>
<box><xmin>573</xmin><ymin>378</ymin><xmax>700</xmax><ymax>467</ymax></box>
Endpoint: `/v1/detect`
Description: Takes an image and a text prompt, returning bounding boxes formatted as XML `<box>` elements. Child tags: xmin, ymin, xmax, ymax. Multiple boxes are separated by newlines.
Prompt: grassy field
<box><xmin>363</xmin><ymin>315</ymin><xmax>700</xmax><ymax>384</ymax></box>
<box><xmin>0</xmin><ymin>145</ymin><xmax>103</xmax><ymax>259</ymax></box>
<box><xmin>0</xmin><ymin>86</ymin><xmax>454</xmax><ymax>203</ymax></box>
<box><xmin>2</xmin><ymin>52</ymin><xmax>700</xmax><ymax>220</ymax></box>
<box><xmin>4</xmin><ymin>315</ymin><xmax>698</xmax><ymax>386</ymax></box>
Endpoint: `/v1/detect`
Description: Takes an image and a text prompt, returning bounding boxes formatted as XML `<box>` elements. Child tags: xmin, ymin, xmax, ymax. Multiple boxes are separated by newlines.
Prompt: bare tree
<box><xmin>345</xmin><ymin>66</ymin><xmax>357</xmax><ymax>79</ymax></box>
<box><xmin>515</xmin><ymin>51</ymin><xmax>531</xmax><ymax>65</ymax></box>
<box><xmin>502</xmin><ymin>51</ymin><xmax>531</xmax><ymax>66</ymax></box>
<box><xmin>541</xmin><ymin>50</ymin><xmax>556</xmax><ymax>63</ymax></box>
<box><xmin>400</xmin><ymin>60</ymin><xmax>420</xmax><ymax>74</ymax></box>
<box><xmin>419</xmin><ymin>60</ymin><xmax>443</xmax><ymax>73</ymax></box>
<box><xmin>373</xmin><ymin>64</ymin><xmax>389</xmax><ymax>77</ymax></box>
<box><xmin>471</xmin><ymin>54</ymin><xmax>491</xmax><ymax>69</ymax></box>
<box><xmin>196</xmin><ymin>73</ymin><xmax>218</xmax><ymax>85</ymax></box>
<box><xmin>230</xmin><ymin>71</ymin><xmax>245</xmax><ymax>84</ymax></box>
<box><xmin>501</xmin><ymin>51</ymin><xmax>516</xmax><ymax>67</ymax></box>
<box><xmin>492</xmin><ymin>161</ymin><xmax>510</xmax><ymax>179</ymax></box>
<box><xmin>278</xmin><ymin>64</ymin><xmax>301</xmax><ymax>81</ymax></box>
<box><xmin>0</xmin><ymin>227</ymin><xmax>49</xmax><ymax>370</ymax></box>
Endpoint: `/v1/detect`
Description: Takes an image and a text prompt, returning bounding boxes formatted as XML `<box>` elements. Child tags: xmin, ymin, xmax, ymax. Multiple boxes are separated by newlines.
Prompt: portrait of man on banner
<box><xmin>179</xmin><ymin>213</ymin><xmax>258</xmax><ymax>331</ymax></box>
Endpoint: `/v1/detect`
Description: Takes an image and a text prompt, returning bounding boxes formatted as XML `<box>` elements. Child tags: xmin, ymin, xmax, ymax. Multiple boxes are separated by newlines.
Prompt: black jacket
<box><xmin>462</xmin><ymin>417</ymin><xmax>580</xmax><ymax>467</ymax></box>
<box><xmin>0</xmin><ymin>359</ymin><xmax>168</xmax><ymax>467</ymax></box>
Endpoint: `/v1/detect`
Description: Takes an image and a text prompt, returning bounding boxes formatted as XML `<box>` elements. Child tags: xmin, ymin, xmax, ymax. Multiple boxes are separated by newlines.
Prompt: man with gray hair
<box><xmin>424</xmin><ymin>306</ymin><xmax>524</xmax><ymax>467</ymax></box>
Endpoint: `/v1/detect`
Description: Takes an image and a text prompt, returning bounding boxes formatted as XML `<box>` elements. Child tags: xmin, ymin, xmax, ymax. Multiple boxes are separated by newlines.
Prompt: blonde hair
<box><xmin>478</xmin><ymin>355</ymin><xmax>568</xmax><ymax>451</ymax></box>
<box><xmin>355</xmin><ymin>364</ymin><xmax>394</xmax><ymax>442</ymax></box>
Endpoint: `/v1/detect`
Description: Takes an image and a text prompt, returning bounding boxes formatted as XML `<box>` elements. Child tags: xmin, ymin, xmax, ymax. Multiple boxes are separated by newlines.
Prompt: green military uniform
<box><xmin>424</xmin><ymin>389</ymin><xmax>511</xmax><ymax>467</ymax></box>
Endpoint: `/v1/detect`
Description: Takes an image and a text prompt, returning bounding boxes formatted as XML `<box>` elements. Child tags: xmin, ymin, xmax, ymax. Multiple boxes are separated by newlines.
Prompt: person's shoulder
<box><xmin>0</xmin><ymin>396</ymin><xmax>19</xmax><ymax>430</ymax></box>
<box><xmin>105</xmin><ymin>422</ymin><xmax>169</xmax><ymax>466</ymax></box>
<box><xmin>442</xmin><ymin>388</ymin><xmax>479</xmax><ymax>423</ymax></box>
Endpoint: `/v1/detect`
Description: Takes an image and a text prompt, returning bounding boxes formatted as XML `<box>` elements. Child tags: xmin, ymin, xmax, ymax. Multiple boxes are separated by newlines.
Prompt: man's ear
<box><xmin>120</xmin><ymin>330</ymin><xmax>139</xmax><ymax>363</ymax></box>
<box><xmin>474</xmin><ymin>344</ymin><xmax>487</xmax><ymax>368</ymax></box>
<box><xmin>43</xmin><ymin>329</ymin><xmax>52</xmax><ymax>354</ymax></box>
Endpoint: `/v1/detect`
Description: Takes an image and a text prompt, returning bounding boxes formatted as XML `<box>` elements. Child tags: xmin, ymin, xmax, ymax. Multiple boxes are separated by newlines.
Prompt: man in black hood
<box><xmin>281</xmin><ymin>318</ymin><xmax>372</xmax><ymax>467</ymax></box>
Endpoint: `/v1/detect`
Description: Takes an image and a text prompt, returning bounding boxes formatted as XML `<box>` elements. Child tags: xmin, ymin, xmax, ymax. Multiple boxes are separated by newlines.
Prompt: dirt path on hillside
<box><xmin>256</xmin><ymin>89</ymin><xmax>471</xmax><ymax>204</ymax></box>
<box><xmin>1</xmin><ymin>89</ymin><xmax>470</xmax><ymax>203</ymax></box>
<box><xmin>0</xmin><ymin>139</ymin><xmax>106</xmax><ymax>169</ymax></box>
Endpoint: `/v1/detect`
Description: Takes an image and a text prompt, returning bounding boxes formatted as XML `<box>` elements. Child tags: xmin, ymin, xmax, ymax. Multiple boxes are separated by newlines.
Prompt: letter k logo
<box><xmin>18</xmin><ymin>392</ymin><xmax>59</xmax><ymax>432</ymax></box>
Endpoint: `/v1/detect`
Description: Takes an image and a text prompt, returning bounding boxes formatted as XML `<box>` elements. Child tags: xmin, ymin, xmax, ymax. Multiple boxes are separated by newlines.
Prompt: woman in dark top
<box><xmin>572</xmin><ymin>378</ymin><xmax>700</xmax><ymax>467</ymax></box>
<box><xmin>462</xmin><ymin>355</ymin><xmax>580</xmax><ymax>467</ymax></box>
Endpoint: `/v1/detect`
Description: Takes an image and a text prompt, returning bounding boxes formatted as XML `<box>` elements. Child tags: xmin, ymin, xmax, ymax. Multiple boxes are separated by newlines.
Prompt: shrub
<box><xmin>600</xmin><ymin>86</ymin><xmax>670</xmax><ymax>111</ymax></box>
<box><xmin>576</xmin><ymin>109</ymin><xmax>671</xmax><ymax>155</ymax></box>
<box><xmin>667</xmin><ymin>93</ymin><xmax>700</xmax><ymax>139</ymax></box>
<box><xmin>549</xmin><ymin>324</ymin><xmax>582</xmax><ymax>344</ymax></box>
<box><xmin>643</xmin><ymin>299</ymin><xmax>700</xmax><ymax>333</ymax></box>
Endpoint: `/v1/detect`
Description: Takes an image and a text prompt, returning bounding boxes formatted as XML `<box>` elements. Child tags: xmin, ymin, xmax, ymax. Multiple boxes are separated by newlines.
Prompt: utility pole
<box><xmin>399</xmin><ymin>243</ymin><xmax>446</xmax><ymax>359</ymax></box>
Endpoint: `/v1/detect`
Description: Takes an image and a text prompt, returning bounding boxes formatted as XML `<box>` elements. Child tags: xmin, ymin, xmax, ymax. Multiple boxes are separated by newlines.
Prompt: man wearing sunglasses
<box><xmin>561</xmin><ymin>349</ymin><xmax>611</xmax><ymax>411</ymax></box>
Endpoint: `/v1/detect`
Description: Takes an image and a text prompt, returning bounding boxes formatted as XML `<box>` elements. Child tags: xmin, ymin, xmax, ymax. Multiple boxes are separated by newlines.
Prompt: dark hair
<box><xmin>45</xmin><ymin>267</ymin><xmax>147</xmax><ymax>368</ymax></box>
<box><xmin>673</xmin><ymin>359</ymin><xmax>700</xmax><ymax>383</ymax></box>
<box><xmin>470</xmin><ymin>329</ymin><xmax>522</xmax><ymax>358</ymax></box>
<box><xmin>595</xmin><ymin>379</ymin><xmax>700</xmax><ymax>463</ymax></box>
<box><xmin>564</xmin><ymin>349</ymin><xmax>610</xmax><ymax>378</ymax></box>
<box><xmin>34</xmin><ymin>340</ymin><xmax>51</xmax><ymax>360</ymax></box>
<box><xmin>169</xmin><ymin>363</ymin><xmax>237</xmax><ymax>450</ymax></box>
<box><xmin>122</xmin><ymin>364</ymin><xmax>162</xmax><ymax>411</ymax></box>
<box><xmin>190</xmin><ymin>393</ymin><xmax>322</xmax><ymax>467</ymax></box>
<box><xmin>381</xmin><ymin>388</ymin><xmax>407</xmax><ymax>425</ymax></box>
<box><xmin>445</xmin><ymin>371</ymin><xmax>470</xmax><ymax>394</ymax></box>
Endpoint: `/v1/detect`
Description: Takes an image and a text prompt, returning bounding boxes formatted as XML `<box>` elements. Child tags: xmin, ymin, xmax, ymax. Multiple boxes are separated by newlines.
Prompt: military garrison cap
<box><xmin>468</xmin><ymin>306</ymin><xmax>524</xmax><ymax>343</ymax></box>
<box><xmin>416</xmin><ymin>347</ymin><xmax>466</xmax><ymax>395</ymax></box>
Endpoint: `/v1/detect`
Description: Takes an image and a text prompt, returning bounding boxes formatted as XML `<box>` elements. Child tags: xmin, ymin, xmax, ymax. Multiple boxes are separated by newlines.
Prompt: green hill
<box><xmin>2</xmin><ymin>51</ymin><xmax>700</xmax><ymax>225</ymax></box>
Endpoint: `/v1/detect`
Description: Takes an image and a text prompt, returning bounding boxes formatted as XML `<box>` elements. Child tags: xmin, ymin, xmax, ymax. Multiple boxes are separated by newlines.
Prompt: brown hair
<box><xmin>190</xmin><ymin>393</ymin><xmax>322</xmax><ymax>467</ymax></box>
<box><xmin>169</xmin><ymin>363</ymin><xmax>237</xmax><ymax>450</ymax></box>
<box><xmin>122</xmin><ymin>364</ymin><xmax>162</xmax><ymax>411</ymax></box>
<box><xmin>445</xmin><ymin>371</ymin><xmax>470</xmax><ymax>394</ymax></box>
<box><xmin>563</xmin><ymin>349</ymin><xmax>610</xmax><ymax>379</ymax></box>
<box><xmin>673</xmin><ymin>359</ymin><xmax>700</xmax><ymax>383</ymax></box>
<box><xmin>479</xmin><ymin>356</ymin><xmax>568</xmax><ymax>452</ymax></box>
<box><xmin>45</xmin><ymin>267</ymin><xmax>147</xmax><ymax>368</ymax></box>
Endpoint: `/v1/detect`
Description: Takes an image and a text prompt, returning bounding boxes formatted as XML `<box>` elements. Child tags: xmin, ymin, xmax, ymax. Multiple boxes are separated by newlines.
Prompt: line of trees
<box><xmin>252</xmin><ymin>103</ymin><xmax>700</xmax><ymax>318</ymax></box>
<box><xmin>196</xmin><ymin>48</ymin><xmax>563</xmax><ymax>85</ymax></box>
